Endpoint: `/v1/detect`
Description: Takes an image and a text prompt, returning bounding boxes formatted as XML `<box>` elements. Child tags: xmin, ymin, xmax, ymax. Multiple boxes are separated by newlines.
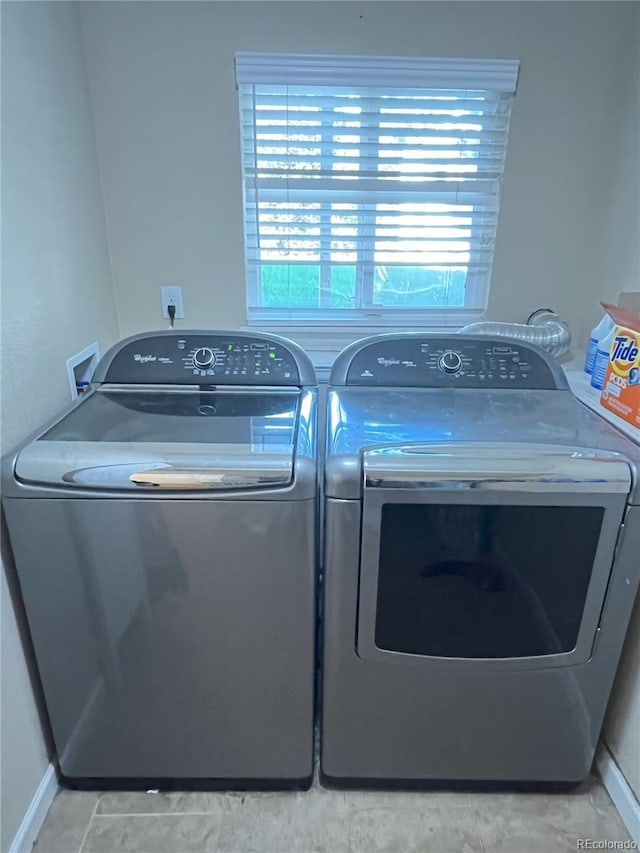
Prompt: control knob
<box><xmin>193</xmin><ymin>347</ymin><xmax>216</xmax><ymax>369</ymax></box>
<box><xmin>438</xmin><ymin>350</ymin><xmax>462</xmax><ymax>374</ymax></box>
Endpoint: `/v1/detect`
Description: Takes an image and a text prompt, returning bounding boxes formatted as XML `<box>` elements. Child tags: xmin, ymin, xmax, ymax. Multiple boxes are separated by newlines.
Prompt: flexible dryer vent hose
<box><xmin>459</xmin><ymin>309</ymin><xmax>571</xmax><ymax>358</ymax></box>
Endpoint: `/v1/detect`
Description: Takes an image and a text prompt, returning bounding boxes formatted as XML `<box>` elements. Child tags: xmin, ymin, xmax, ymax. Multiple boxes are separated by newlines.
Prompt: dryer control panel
<box><xmin>95</xmin><ymin>332</ymin><xmax>314</xmax><ymax>386</ymax></box>
<box><xmin>335</xmin><ymin>336</ymin><xmax>567</xmax><ymax>390</ymax></box>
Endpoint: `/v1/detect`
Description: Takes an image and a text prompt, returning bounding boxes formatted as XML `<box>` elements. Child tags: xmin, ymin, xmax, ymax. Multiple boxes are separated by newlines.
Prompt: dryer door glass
<box><xmin>374</xmin><ymin>503</ymin><xmax>604</xmax><ymax>659</ymax></box>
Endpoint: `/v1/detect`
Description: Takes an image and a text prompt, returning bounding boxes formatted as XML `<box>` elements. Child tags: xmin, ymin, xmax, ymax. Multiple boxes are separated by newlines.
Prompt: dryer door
<box><xmin>357</xmin><ymin>443</ymin><xmax>631</xmax><ymax>671</ymax></box>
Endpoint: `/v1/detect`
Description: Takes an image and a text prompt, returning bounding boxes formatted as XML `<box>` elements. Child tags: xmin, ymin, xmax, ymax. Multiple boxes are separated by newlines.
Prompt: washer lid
<box><xmin>14</xmin><ymin>388</ymin><xmax>299</xmax><ymax>491</ymax></box>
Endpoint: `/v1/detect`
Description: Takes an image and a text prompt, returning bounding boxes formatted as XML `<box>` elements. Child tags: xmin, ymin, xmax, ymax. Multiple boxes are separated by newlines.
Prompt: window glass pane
<box><xmin>373</xmin><ymin>266</ymin><xmax>466</xmax><ymax>307</ymax></box>
<box><xmin>260</xmin><ymin>264</ymin><xmax>357</xmax><ymax>309</ymax></box>
<box><xmin>375</xmin><ymin>504</ymin><xmax>604</xmax><ymax>659</ymax></box>
<box><xmin>330</xmin><ymin>266</ymin><xmax>356</xmax><ymax>308</ymax></box>
<box><xmin>261</xmin><ymin>264</ymin><xmax>320</xmax><ymax>307</ymax></box>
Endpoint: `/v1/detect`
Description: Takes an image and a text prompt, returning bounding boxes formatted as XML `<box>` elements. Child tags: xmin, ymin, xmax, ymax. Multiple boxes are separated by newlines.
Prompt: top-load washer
<box><xmin>321</xmin><ymin>333</ymin><xmax>640</xmax><ymax>787</ymax></box>
<box><xmin>3</xmin><ymin>330</ymin><xmax>317</xmax><ymax>789</ymax></box>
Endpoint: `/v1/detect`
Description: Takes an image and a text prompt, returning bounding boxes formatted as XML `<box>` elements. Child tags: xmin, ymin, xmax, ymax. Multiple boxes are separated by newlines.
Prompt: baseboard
<box><xmin>596</xmin><ymin>743</ymin><xmax>640</xmax><ymax>846</ymax></box>
<box><xmin>8</xmin><ymin>764</ymin><xmax>58</xmax><ymax>853</ymax></box>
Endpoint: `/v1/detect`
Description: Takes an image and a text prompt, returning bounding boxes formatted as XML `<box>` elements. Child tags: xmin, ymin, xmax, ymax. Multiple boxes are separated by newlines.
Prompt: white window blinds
<box><xmin>236</xmin><ymin>53</ymin><xmax>519</xmax><ymax>325</ymax></box>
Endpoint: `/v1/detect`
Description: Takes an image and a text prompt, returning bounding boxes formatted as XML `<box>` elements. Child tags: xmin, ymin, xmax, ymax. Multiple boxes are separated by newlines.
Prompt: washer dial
<box><xmin>193</xmin><ymin>347</ymin><xmax>216</xmax><ymax>369</ymax></box>
<box><xmin>438</xmin><ymin>350</ymin><xmax>463</xmax><ymax>374</ymax></box>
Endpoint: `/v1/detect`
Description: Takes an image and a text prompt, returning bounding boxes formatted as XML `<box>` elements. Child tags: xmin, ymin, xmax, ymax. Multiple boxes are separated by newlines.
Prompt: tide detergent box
<box><xmin>600</xmin><ymin>302</ymin><xmax>640</xmax><ymax>431</ymax></box>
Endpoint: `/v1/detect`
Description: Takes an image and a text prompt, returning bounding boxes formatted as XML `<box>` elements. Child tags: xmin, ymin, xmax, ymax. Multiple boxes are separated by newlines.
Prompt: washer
<box><xmin>321</xmin><ymin>333</ymin><xmax>640</xmax><ymax>787</ymax></box>
<box><xmin>3</xmin><ymin>330</ymin><xmax>317</xmax><ymax>790</ymax></box>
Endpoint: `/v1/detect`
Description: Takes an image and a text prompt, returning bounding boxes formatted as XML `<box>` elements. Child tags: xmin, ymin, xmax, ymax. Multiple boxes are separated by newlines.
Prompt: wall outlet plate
<box><xmin>161</xmin><ymin>285</ymin><xmax>184</xmax><ymax>319</ymax></box>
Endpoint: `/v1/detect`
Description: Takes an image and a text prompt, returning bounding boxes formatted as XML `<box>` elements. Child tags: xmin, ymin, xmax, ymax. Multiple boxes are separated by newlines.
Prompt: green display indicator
<box><xmin>269</xmin><ymin>352</ymin><xmax>276</xmax><ymax>359</ymax></box>
<box><xmin>227</xmin><ymin>344</ymin><xmax>233</xmax><ymax>351</ymax></box>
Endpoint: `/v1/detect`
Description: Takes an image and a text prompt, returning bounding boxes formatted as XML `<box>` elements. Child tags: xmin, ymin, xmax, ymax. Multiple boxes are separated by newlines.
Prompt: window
<box><xmin>236</xmin><ymin>53</ymin><xmax>519</xmax><ymax>330</ymax></box>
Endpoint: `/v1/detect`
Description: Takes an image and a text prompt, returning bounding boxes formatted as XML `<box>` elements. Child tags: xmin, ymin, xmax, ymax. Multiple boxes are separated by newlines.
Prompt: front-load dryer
<box><xmin>3</xmin><ymin>330</ymin><xmax>317</xmax><ymax>789</ymax></box>
<box><xmin>321</xmin><ymin>333</ymin><xmax>640</xmax><ymax>787</ymax></box>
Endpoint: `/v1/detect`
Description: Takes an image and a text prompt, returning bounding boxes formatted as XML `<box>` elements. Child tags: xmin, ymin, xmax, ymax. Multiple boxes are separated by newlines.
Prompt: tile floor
<box><xmin>32</xmin><ymin>775</ymin><xmax>632</xmax><ymax>853</ymax></box>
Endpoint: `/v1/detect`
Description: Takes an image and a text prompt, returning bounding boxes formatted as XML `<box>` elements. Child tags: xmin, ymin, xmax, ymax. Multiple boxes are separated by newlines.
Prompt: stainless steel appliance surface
<box><xmin>3</xmin><ymin>330</ymin><xmax>318</xmax><ymax>790</ymax></box>
<box><xmin>321</xmin><ymin>333</ymin><xmax>640</xmax><ymax>787</ymax></box>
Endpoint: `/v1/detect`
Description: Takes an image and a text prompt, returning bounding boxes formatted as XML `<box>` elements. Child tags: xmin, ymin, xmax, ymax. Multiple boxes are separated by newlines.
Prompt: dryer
<box><xmin>3</xmin><ymin>330</ymin><xmax>317</xmax><ymax>789</ymax></box>
<box><xmin>321</xmin><ymin>333</ymin><xmax>640</xmax><ymax>787</ymax></box>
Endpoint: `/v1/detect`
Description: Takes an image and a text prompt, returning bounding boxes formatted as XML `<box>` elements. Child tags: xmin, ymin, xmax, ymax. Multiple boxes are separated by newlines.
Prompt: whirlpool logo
<box><xmin>133</xmin><ymin>354</ymin><xmax>157</xmax><ymax>363</ymax></box>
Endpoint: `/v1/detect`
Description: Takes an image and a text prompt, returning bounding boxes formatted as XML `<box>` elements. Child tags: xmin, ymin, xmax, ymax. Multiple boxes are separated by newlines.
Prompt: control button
<box><xmin>193</xmin><ymin>347</ymin><xmax>216</xmax><ymax>369</ymax></box>
<box><xmin>438</xmin><ymin>350</ymin><xmax>463</xmax><ymax>374</ymax></box>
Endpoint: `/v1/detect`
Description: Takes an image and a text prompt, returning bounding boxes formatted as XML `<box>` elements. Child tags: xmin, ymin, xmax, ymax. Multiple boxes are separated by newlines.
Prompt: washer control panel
<box><xmin>340</xmin><ymin>336</ymin><xmax>565</xmax><ymax>389</ymax></box>
<box><xmin>100</xmin><ymin>333</ymin><xmax>303</xmax><ymax>385</ymax></box>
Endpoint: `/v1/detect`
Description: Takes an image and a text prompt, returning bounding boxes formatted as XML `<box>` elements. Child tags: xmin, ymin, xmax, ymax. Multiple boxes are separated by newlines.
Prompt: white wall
<box><xmin>80</xmin><ymin>0</ymin><xmax>638</xmax><ymax>350</ymax></box>
<box><xmin>600</xmin><ymin>8</ymin><xmax>640</xmax><ymax>801</ymax></box>
<box><xmin>0</xmin><ymin>3</ymin><xmax>119</xmax><ymax>849</ymax></box>
<box><xmin>596</xmin><ymin>13</ymin><xmax>640</xmax><ymax>311</ymax></box>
